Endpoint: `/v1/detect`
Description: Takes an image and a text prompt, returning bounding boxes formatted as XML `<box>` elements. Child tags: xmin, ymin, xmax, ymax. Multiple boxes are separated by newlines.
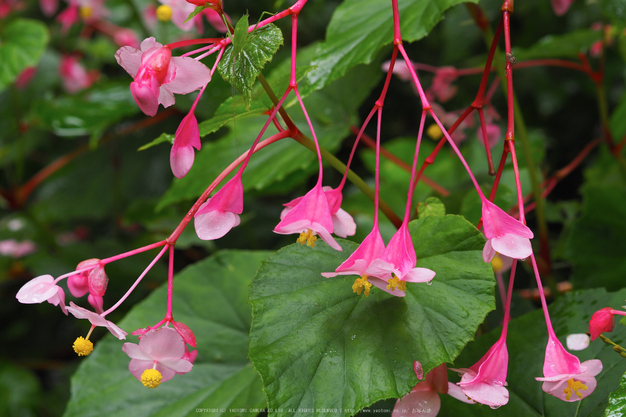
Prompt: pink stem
<box><xmin>530</xmin><ymin>252</ymin><xmax>557</xmax><ymax>340</ymax></box>
<box><xmin>165</xmin><ymin>245</ymin><xmax>174</xmax><ymax>321</ymax></box>
<box><xmin>500</xmin><ymin>259</ymin><xmax>516</xmax><ymax>338</ymax></box>
<box><xmin>402</xmin><ymin>109</ymin><xmax>427</xmax><ymax>223</ymax></box>
<box><xmin>100</xmin><ymin>240</ymin><xmax>167</xmax><ymax>266</ymax></box>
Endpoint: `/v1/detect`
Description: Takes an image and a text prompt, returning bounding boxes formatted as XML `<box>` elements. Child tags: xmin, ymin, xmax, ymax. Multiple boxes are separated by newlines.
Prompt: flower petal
<box><xmin>16</xmin><ymin>275</ymin><xmax>58</xmax><ymax>304</ymax></box>
<box><xmin>403</xmin><ymin>267</ymin><xmax>436</xmax><ymax>283</ymax></box>
<box><xmin>165</xmin><ymin>57</ymin><xmax>212</xmax><ymax>95</ymax></box>
<box><xmin>195</xmin><ymin>210</ymin><xmax>241</xmax><ymax>240</ymax></box>
<box><xmin>491</xmin><ymin>233</ymin><xmax>532</xmax><ymax>260</ymax></box>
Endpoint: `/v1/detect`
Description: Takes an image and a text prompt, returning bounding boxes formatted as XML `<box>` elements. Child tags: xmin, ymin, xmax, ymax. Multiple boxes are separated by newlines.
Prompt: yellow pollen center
<box><xmin>73</xmin><ymin>336</ymin><xmax>94</xmax><ymax>356</ymax></box>
<box><xmin>427</xmin><ymin>123</ymin><xmax>443</xmax><ymax>140</ymax></box>
<box><xmin>491</xmin><ymin>254</ymin><xmax>504</xmax><ymax>272</ymax></box>
<box><xmin>156</xmin><ymin>5</ymin><xmax>173</xmax><ymax>21</ymax></box>
<box><xmin>563</xmin><ymin>379</ymin><xmax>587</xmax><ymax>401</ymax></box>
<box><xmin>387</xmin><ymin>275</ymin><xmax>406</xmax><ymax>292</ymax></box>
<box><xmin>79</xmin><ymin>6</ymin><xmax>93</xmax><ymax>19</ymax></box>
<box><xmin>352</xmin><ymin>275</ymin><xmax>372</xmax><ymax>297</ymax></box>
<box><xmin>141</xmin><ymin>368</ymin><xmax>163</xmax><ymax>389</ymax></box>
<box><xmin>297</xmin><ymin>230</ymin><xmax>317</xmax><ymax>247</ymax></box>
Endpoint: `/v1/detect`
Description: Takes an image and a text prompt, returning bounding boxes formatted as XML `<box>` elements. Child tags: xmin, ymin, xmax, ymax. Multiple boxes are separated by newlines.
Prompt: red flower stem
<box><xmin>473</xmin><ymin>18</ymin><xmax>502</xmax><ymax>108</ymax></box>
<box><xmin>165</xmin><ymin>245</ymin><xmax>174</xmax><ymax>321</ymax></box>
<box><xmin>402</xmin><ymin>109</ymin><xmax>428</xmax><ymax>224</ymax></box>
<box><xmin>102</xmin><ymin>244</ymin><xmax>170</xmax><ymax>317</ymax></box>
<box><xmin>477</xmin><ymin>107</ymin><xmax>496</xmax><ymax>175</ymax></box>
<box><xmin>167</xmin><ymin>131</ymin><xmax>291</xmax><ymax>244</ymax></box>
<box><xmin>336</xmin><ymin>47</ymin><xmax>399</xmax><ymax>193</ymax></box>
<box><xmin>166</xmin><ymin>38</ymin><xmax>223</xmax><ymax>50</ymax></box>
<box><xmin>373</xmin><ymin>107</ymin><xmax>383</xmax><ymax>228</ymax></box>
<box><xmin>501</xmin><ymin>259</ymin><xmax>517</xmax><ymax>338</ymax></box>
<box><xmin>101</xmin><ymin>240</ymin><xmax>168</xmax><ymax>265</ymax></box>
<box><xmin>354</xmin><ymin>128</ymin><xmax>450</xmax><ymax>196</ymax></box>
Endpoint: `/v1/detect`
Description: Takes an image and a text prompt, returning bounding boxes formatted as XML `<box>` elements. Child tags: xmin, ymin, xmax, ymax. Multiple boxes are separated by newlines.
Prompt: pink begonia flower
<box><xmin>393</xmin><ymin>363</ymin><xmax>473</xmax><ymax>416</ymax></box>
<box><xmin>122</xmin><ymin>327</ymin><xmax>193</xmax><ymax>387</ymax></box>
<box><xmin>367</xmin><ymin>224</ymin><xmax>436</xmax><ymax>297</ymax></box>
<box><xmin>115</xmin><ymin>37</ymin><xmax>212</xmax><ymax>117</ymax></box>
<box><xmin>158</xmin><ymin>0</ymin><xmax>196</xmax><ymax>31</ymax></box>
<box><xmin>451</xmin><ymin>338</ymin><xmax>509</xmax><ymax>407</ymax></box>
<box><xmin>114</xmin><ymin>29</ymin><xmax>140</xmax><ymax>48</ymax></box>
<box><xmin>481</xmin><ymin>197</ymin><xmax>534</xmax><ymax>263</ymax></box>
<box><xmin>552</xmin><ymin>0</ymin><xmax>575</xmax><ymax>16</ymax></box>
<box><xmin>66</xmin><ymin>302</ymin><xmax>127</xmax><ymax>340</ymax></box>
<box><xmin>170</xmin><ymin>111</ymin><xmax>201</xmax><ymax>178</ymax></box>
<box><xmin>566</xmin><ymin>334</ymin><xmax>590</xmax><ymax>351</ymax></box>
<box><xmin>56</xmin><ymin>5</ymin><xmax>79</xmax><ymax>32</ymax></box>
<box><xmin>535</xmin><ymin>335</ymin><xmax>602</xmax><ymax>402</ymax></box>
<box><xmin>429</xmin><ymin>66</ymin><xmax>458</xmax><ymax>103</ymax></box>
<box><xmin>477</xmin><ymin>123</ymin><xmax>501</xmax><ymax>149</ymax></box>
<box><xmin>322</xmin><ymin>226</ymin><xmax>385</xmax><ymax>297</ymax></box>
<box><xmin>59</xmin><ymin>55</ymin><xmax>98</xmax><ymax>93</ymax></box>
<box><xmin>39</xmin><ymin>0</ymin><xmax>57</xmax><ymax>16</ymax></box>
<box><xmin>589</xmin><ymin>307</ymin><xmax>616</xmax><ymax>341</ymax></box>
<box><xmin>274</xmin><ymin>183</ymin><xmax>342</xmax><ymax>251</ymax></box>
<box><xmin>194</xmin><ymin>174</ymin><xmax>243</xmax><ymax>240</ymax></box>
<box><xmin>16</xmin><ymin>274</ymin><xmax>67</xmax><ymax>315</ymax></box>
<box><xmin>282</xmin><ymin>186</ymin><xmax>356</xmax><ymax>239</ymax></box>
<box><xmin>68</xmin><ymin>259</ymin><xmax>107</xmax><ymax>312</ymax></box>
<box><xmin>0</xmin><ymin>239</ymin><xmax>36</xmax><ymax>258</ymax></box>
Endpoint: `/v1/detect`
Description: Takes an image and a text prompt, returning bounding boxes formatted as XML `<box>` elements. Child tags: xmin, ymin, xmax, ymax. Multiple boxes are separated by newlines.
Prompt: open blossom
<box><xmin>393</xmin><ymin>363</ymin><xmax>473</xmax><ymax>416</ymax></box>
<box><xmin>158</xmin><ymin>0</ymin><xmax>195</xmax><ymax>31</ymax></box>
<box><xmin>481</xmin><ymin>197</ymin><xmax>534</xmax><ymax>263</ymax></box>
<box><xmin>194</xmin><ymin>174</ymin><xmax>243</xmax><ymax>240</ymax></box>
<box><xmin>16</xmin><ymin>274</ymin><xmax>67</xmax><ymax>315</ymax></box>
<box><xmin>122</xmin><ymin>327</ymin><xmax>193</xmax><ymax>388</ymax></box>
<box><xmin>451</xmin><ymin>338</ymin><xmax>509</xmax><ymax>407</ymax></box>
<box><xmin>274</xmin><ymin>183</ymin><xmax>342</xmax><ymax>251</ymax></box>
<box><xmin>367</xmin><ymin>224</ymin><xmax>436</xmax><ymax>297</ymax></box>
<box><xmin>536</xmin><ymin>335</ymin><xmax>602</xmax><ymax>402</ymax></box>
<box><xmin>322</xmin><ymin>226</ymin><xmax>385</xmax><ymax>297</ymax></box>
<box><xmin>116</xmin><ymin>37</ymin><xmax>212</xmax><ymax>116</ymax></box>
<box><xmin>59</xmin><ymin>55</ymin><xmax>98</xmax><ymax>93</ymax></box>
<box><xmin>170</xmin><ymin>111</ymin><xmax>201</xmax><ymax>178</ymax></box>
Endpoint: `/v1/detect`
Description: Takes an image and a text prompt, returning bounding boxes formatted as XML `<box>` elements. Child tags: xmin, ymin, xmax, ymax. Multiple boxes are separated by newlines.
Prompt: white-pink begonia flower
<box><xmin>16</xmin><ymin>275</ymin><xmax>67</xmax><ymax>315</ymax></box>
<box><xmin>195</xmin><ymin>174</ymin><xmax>243</xmax><ymax>240</ymax></box>
<box><xmin>481</xmin><ymin>197</ymin><xmax>534</xmax><ymax>263</ymax></box>
<box><xmin>122</xmin><ymin>327</ymin><xmax>193</xmax><ymax>388</ymax></box>
<box><xmin>66</xmin><ymin>302</ymin><xmax>127</xmax><ymax>340</ymax></box>
<box><xmin>115</xmin><ymin>37</ymin><xmax>211</xmax><ymax>116</ymax></box>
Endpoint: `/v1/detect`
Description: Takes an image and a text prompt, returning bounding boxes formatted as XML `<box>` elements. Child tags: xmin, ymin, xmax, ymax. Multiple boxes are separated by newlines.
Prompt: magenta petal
<box><xmin>197</xmin><ymin>175</ymin><xmax>244</xmax><ymax>215</ymax></box>
<box><xmin>194</xmin><ymin>210</ymin><xmax>241</xmax><ymax>240</ymax></box>
<box><xmin>130</xmin><ymin>80</ymin><xmax>159</xmax><ymax>116</ymax></box>
<box><xmin>174</xmin><ymin>112</ymin><xmax>201</xmax><ymax>150</ymax></box>
<box><xmin>491</xmin><ymin>234</ymin><xmax>532</xmax><ymax>260</ymax></box>
<box><xmin>481</xmin><ymin>199</ymin><xmax>534</xmax><ymax>240</ymax></box>
<box><xmin>379</xmin><ymin>225</ymin><xmax>417</xmax><ymax>279</ymax></box>
<box><xmin>170</xmin><ymin>144</ymin><xmax>195</xmax><ymax>179</ymax></box>
<box><xmin>334</xmin><ymin>227</ymin><xmax>385</xmax><ymax>274</ymax></box>
<box><xmin>16</xmin><ymin>275</ymin><xmax>58</xmax><ymax>304</ymax></box>
<box><xmin>542</xmin><ymin>335</ymin><xmax>581</xmax><ymax>377</ymax></box>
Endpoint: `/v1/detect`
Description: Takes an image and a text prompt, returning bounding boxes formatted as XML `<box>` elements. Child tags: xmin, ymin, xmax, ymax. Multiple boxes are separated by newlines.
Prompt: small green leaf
<box><xmin>0</xmin><ymin>18</ymin><xmax>49</xmax><ymax>91</ymax></box>
<box><xmin>249</xmin><ymin>215</ymin><xmax>494</xmax><ymax>416</ymax></box>
<box><xmin>184</xmin><ymin>4</ymin><xmax>210</xmax><ymax>24</ymax></box>
<box><xmin>607</xmin><ymin>371</ymin><xmax>626</xmax><ymax>417</ymax></box>
<box><xmin>417</xmin><ymin>196</ymin><xmax>446</xmax><ymax>218</ymax></box>
<box><xmin>138</xmin><ymin>133</ymin><xmax>174</xmax><ymax>151</ymax></box>
<box><xmin>64</xmin><ymin>250</ymin><xmax>271</xmax><ymax>417</ymax></box>
<box><xmin>218</xmin><ymin>23</ymin><xmax>284</xmax><ymax>109</ymax></box>
<box><xmin>233</xmin><ymin>14</ymin><xmax>250</xmax><ymax>57</ymax></box>
<box><xmin>620</xmin><ymin>316</ymin><xmax>626</xmax><ymax>327</ymax></box>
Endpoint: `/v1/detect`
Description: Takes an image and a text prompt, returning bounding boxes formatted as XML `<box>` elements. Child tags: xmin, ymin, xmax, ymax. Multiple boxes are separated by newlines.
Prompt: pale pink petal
<box><xmin>369</xmin><ymin>276</ymin><xmax>406</xmax><ymax>297</ymax></box>
<box><xmin>482</xmin><ymin>240</ymin><xmax>496</xmax><ymax>263</ymax></box>
<box><xmin>332</xmin><ymin>208</ymin><xmax>356</xmax><ymax>238</ymax></box>
<box><xmin>165</xmin><ymin>57</ymin><xmax>212</xmax><ymax>95</ymax></box>
<box><xmin>122</xmin><ymin>343</ymin><xmax>153</xmax><ymax>361</ymax></box>
<box><xmin>566</xmin><ymin>334</ymin><xmax>590</xmax><ymax>351</ymax></box>
<box><xmin>128</xmin><ymin>359</ymin><xmax>155</xmax><ymax>380</ymax></box>
<box><xmin>313</xmin><ymin>224</ymin><xmax>342</xmax><ymax>251</ymax></box>
<box><xmin>140</xmin><ymin>37</ymin><xmax>162</xmax><ymax>53</ymax></box>
<box><xmin>580</xmin><ymin>359</ymin><xmax>602</xmax><ymax>376</ymax></box>
<box><xmin>154</xmin><ymin>362</ymin><xmax>177</xmax><ymax>382</ymax></box>
<box><xmin>87</xmin><ymin>265</ymin><xmax>107</xmax><ymax>296</ymax></box>
<box><xmin>460</xmin><ymin>381</ymin><xmax>509</xmax><ymax>407</ymax></box>
<box><xmin>159</xmin><ymin>358</ymin><xmax>193</xmax><ymax>373</ymax></box>
<box><xmin>115</xmin><ymin>46</ymin><xmax>143</xmax><ymax>77</ymax></box>
<box><xmin>392</xmin><ymin>388</ymin><xmax>440</xmax><ymax>416</ymax></box>
<box><xmin>403</xmin><ymin>267</ymin><xmax>436</xmax><ymax>283</ymax></box>
<box><xmin>195</xmin><ymin>210</ymin><xmax>241</xmax><ymax>240</ymax></box>
<box><xmin>16</xmin><ymin>275</ymin><xmax>58</xmax><ymax>304</ymax></box>
<box><xmin>157</xmin><ymin>87</ymin><xmax>176</xmax><ymax>109</ymax></box>
<box><xmin>139</xmin><ymin>327</ymin><xmax>185</xmax><ymax>361</ymax></box>
<box><xmin>170</xmin><ymin>144</ymin><xmax>195</xmax><ymax>179</ymax></box>
<box><xmin>447</xmin><ymin>382</ymin><xmax>474</xmax><ymax>404</ymax></box>
<box><xmin>66</xmin><ymin>302</ymin><xmax>127</xmax><ymax>339</ymax></box>
<box><xmin>491</xmin><ymin>234</ymin><xmax>532</xmax><ymax>260</ymax></box>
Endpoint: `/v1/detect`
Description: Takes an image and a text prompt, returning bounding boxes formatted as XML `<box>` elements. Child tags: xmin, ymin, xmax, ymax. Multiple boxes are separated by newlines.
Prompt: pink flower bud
<box><xmin>589</xmin><ymin>307</ymin><xmax>615</xmax><ymax>341</ymax></box>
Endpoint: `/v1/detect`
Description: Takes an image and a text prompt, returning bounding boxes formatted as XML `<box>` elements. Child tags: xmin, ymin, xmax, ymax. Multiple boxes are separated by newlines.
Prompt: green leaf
<box><xmin>417</xmin><ymin>196</ymin><xmax>446</xmax><ymax>218</ymax></box>
<box><xmin>621</xmin><ymin>316</ymin><xmax>626</xmax><ymax>327</ymax></box>
<box><xmin>0</xmin><ymin>18</ymin><xmax>49</xmax><ymax>91</ymax></box>
<box><xmin>441</xmin><ymin>288</ymin><xmax>626</xmax><ymax>417</ymax></box>
<box><xmin>31</xmin><ymin>82</ymin><xmax>139</xmax><ymax>141</ymax></box>
<box><xmin>218</xmin><ymin>23</ymin><xmax>284</xmax><ymax>109</ymax></box>
<box><xmin>609</xmin><ymin>91</ymin><xmax>626</xmax><ymax>141</ymax></box>
<box><xmin>607</xmin><ymin>371</ymin><xmax>626</xmax><ymax>417</ymax></box>
<box><xmin>513</xmin><ymin>29</ymin><xmax>602</xmax><ymax>61</ymax></box>
<box><xmin>63</xmin><ymin>250</ymin><xmax>271</xmax><ymax>417</ymax></box>
<box><xmin>306</xmin><ymin>0</ymin><xmax>478</xmax><ymax>92</ymax></box>
<box><xmin>249</xmin><ymin>215</ymin><xmax>494</xmax><ymax>416</ymax></box>
<box><xmin>138</xmin><ymin>133</ymin><xmax>174</xmax><ymax>151</ymax></box>
<box><xmin>233</xmin><ymin>14</ymin><xmax>250</xmax><ymax>57</ymax></box>
<box><xmin>184</xmin><ymin>4</ymin><xmax>211</xmax><ymax>24</ymax></box>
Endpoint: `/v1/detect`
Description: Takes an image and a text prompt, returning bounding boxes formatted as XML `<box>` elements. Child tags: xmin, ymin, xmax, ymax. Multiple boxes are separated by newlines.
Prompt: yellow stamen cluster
<box><xmin>73</xmin><ymin>336</ymin><xmax>94</xmax><ymax>356</ymax></box>
<box><xmin>79</xmin><ymin>6</ymin><xmax>93</xmax><ymax>19</ymax></box>
<box><xmin>491</xmin><ymin>254</ymin><xmax>504</xmax><ymax>272</ymax></box>
<box><xmin>352</xmin><ymin>276</ymin><xmax>372</xmax><ymax>297</ymax></box>
<box><xmin>141</xmin><ymin>368</ymin><xmax>163</xmax><ymax>389</ymax></box>
<box><xmin>563</xmin><ymin>378</ymin><xmax>587</xmax><ymax>401</ymax></box>
<box><xmin>387</xmin><ymin>276</ymin><xmax>406</xmax><ymax>292</ymax></box>
<box><xmin>427</xmin><ymin>124</ymin><xmax>443</xmax><ymax>140</ymax></box>
<box><xmin>297</xmin><ymin>230</ymin><xmax>317</xmax><ymax>247</ymax></box>
<box><xmin>156</xmin><ymin>5</ymin><xmax>173</xmax><ymax>22</ymax></box>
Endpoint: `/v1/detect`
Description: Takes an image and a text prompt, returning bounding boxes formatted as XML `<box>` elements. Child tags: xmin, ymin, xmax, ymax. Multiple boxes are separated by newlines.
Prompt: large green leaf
<box><xmin>440</xmin><ymin>288</ymin><xmax>626</xmax><ymax>417</ymax></box>
<box><xmin>249</xmin><ymin>215</ymin><xmax>495</xmax><ymax>416</ymax></box>
<box><xmin>218</xmin><ymin>23</ymin><xmax>284</xmax><ymax>109</ymax></box>
<box><xmin>606</xmin><ymin>371</ymin><xmax>626</xmax><ymax>417</ymax></box>
<box><xmin>306</xmin><ymin>0</ymin><xmax>478</xmax><ymax>92</ymax></box>
<box><xmin>63</xmin><ymin>250</ymin><xmax>271</xmax><ymax>417</ymax></box>
<box><xmin>0</xmin><ymin>19</ymin><xmax>49</xmax><ymax>91</ymax></box>
<box><xmin>513</xmin><ymin>29</ymin><xmax>601</xmax><ymax>61</ymax></box>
